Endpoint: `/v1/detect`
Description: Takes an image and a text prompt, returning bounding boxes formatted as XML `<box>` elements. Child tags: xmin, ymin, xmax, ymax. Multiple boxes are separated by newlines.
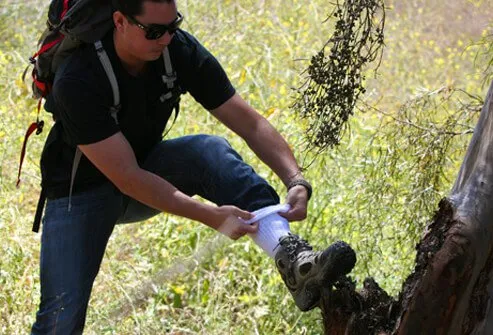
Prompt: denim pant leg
<box><xmin>120</xmin><ymin>134</ymin><xmax>280</xmax><ymax>223</ymax></box>
<box><xmin>32</xmin><ymin>183</ymin><xmax>123</xmax><ymax>335</ymax></box>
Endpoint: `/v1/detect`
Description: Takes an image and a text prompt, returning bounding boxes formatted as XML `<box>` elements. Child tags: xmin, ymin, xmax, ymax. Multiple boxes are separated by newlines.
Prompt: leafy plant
<box><xmin>294</xmin><ymin>0</ymin><xmax>385</xmax><ymax>154</ymax></box>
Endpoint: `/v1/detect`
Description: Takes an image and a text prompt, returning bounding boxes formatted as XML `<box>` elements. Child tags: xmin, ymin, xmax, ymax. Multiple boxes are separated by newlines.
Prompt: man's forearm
<box><xmin>243</xmin><ymin>118</ymin><xmax>303</xmax><ymax>186</ymax></box>
<box><xmin>121</xmin><ymin>168</ymin><xmax>220</xmax><ymax>229</ymax></box>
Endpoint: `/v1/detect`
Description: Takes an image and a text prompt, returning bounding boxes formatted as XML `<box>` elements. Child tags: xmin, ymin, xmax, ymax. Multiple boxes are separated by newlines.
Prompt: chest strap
<box><xmin>162</xmin><ymin>47</ymin><xmax>175</xmax><ymax>89</ymax></box>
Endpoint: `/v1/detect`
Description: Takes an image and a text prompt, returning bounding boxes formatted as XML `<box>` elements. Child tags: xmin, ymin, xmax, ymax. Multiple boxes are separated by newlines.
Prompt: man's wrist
<box><xmin>200</xmin><ymin>205</ymin><xmax>222</xmax><ymax>230</ymax></box>
<box><xmin>286</xmin><ymin>169</ymin><xmax>304</xmax><ymax>182</ymax></box>
<box><xmin>287</xmin><ymin>179</ymin><xmax>312</xmax><ymax>200</ymax></box>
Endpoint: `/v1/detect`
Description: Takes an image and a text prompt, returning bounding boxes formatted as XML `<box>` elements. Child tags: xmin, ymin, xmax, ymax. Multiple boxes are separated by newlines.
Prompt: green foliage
<box><xmin>371</xmin><ymin>87</ymin><xmax>482</xmax><ymax>234</ymax></box>
<box><xmin>1</xmin><ymin>0</ymin><xmax>492</xmax><ymax>334</ymax></box>
<box><xmin>475</xmin><ymin>26</ymin><xmax>493</xmax><ymax>86</ymax></box>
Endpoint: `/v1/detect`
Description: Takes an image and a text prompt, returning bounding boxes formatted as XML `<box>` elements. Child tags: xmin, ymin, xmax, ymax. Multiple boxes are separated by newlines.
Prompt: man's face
<box><xmin>121</xmin><ymin>1</ymin><xmax>179</xmax><ymax>61</ymax></box>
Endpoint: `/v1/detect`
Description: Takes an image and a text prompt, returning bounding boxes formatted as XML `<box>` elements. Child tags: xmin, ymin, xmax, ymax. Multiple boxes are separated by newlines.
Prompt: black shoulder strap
<box><xmin>32</xmin><ymin>40</ymin><xmax>121</xmax><ymax>232</ymax></box>
<box><xmin>32</xmin><ymin>188</ymin><xmax>46</xmax><ymax>232</ymax></box>
<box><xmin>161</xmin><ymin>47</ymin><xmax>182</xmax><ymax>136</ymax></box>
<box><xmin>67</xmin><ymin>41</ymin><xmax>120</xmax><ymax>212</ymax></box>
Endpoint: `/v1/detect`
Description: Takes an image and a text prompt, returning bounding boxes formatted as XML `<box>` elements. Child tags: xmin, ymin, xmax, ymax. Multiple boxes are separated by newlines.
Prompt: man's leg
<box><xmin>119</xmin><ymin>134</ymin><xmax>355</xmax><ymax>311</ymax></box>
<box><xmin>32</xmin><ymin>183</ymin><xmax>123</xmax><ymax>334</ymax></box>
<box><xmin>119</xmin><ymin>134</ymin><xmax>280</xmax><ymax>223</ymax></box>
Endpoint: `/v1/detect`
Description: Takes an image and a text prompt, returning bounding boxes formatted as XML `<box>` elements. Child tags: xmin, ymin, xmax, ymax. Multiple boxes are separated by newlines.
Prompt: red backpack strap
<box><xmin>60</xmin><ymin>0</ymin><xmax>70</xmax><ymax>18</ymax></box>
<box><xmin>29</xmin><ymin>0</ymin><xmax>70</xmax><ymax>95</ymax></box>
<box><xmin>32</xmin><ymin>0</ymin><xmax>70</xmax><ymax>62</ymax></box>
<box><xmin>17</xmin><ymin>0</ymin><xmax>70</xmax><ymax>189</ymax></box>
<box><xmin>30</xmin><ymin>35</ymin><xmax>64</xmax><ymax>61</ymax></box>
<box><xmin>30</xmin><ymin>33</ymin><xmax>64</xmax><ymax>97</ymax></box>
<box><xmin>17</xmin><ymin>99</ymin><xmax>44</xmax><ymax>187</ymax></box>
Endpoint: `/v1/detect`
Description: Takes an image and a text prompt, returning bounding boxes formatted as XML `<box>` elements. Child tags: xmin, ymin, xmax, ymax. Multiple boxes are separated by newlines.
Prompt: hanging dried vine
<box><xmin>294</xmin><ymin>0</ymin><xmax>385</xmax><ymax>152</ymax></box>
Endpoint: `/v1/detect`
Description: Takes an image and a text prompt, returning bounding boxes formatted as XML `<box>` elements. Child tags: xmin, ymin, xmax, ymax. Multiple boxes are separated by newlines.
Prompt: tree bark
<box><xmin>320</xmin><ymin>80</ymin><xmax>493</xmax><ymax>335</ymax></box>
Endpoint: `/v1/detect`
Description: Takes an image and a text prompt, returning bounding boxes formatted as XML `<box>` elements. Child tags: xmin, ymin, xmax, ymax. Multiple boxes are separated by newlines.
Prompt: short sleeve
<box><xmin>53</xmin><ymin>77</ymin><xmax>120</xmax><ymax>146</ymax></box>
<box><xmin>172</xmin><ymin>32</ymin><xmax>236</xmax><ymax>110</ymax></box>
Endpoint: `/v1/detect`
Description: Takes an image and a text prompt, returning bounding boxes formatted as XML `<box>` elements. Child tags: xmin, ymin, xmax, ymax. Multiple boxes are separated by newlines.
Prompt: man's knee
<box><xmin>183</xmin><ymin>135</ymin><xmax>239</xmax><ymax>167</ymax></box>
<box><xmin>32</xmin><ymin>290</ymin><xmax>89</xmax><ymax>335</ymax></box>
<box><xmin>197</xmin><ymin>134</ymin><xmax>231</xmax><ymax>151</ymax></box>
<box><xmin>202</xmin><ymin>135</ymin><xmax>242</xmax><ymax>159</ymax></box>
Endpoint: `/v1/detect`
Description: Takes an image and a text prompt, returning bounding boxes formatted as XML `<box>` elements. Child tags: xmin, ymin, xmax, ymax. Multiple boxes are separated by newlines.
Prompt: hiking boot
<box><xmin>274</xmin><ymin>233</ymin><xmax>356</xmax><ymax>311</ymax></box>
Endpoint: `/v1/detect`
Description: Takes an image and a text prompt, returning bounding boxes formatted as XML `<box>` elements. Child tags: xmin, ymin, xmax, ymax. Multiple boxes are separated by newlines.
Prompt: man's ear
<box><xmin>113</xmin><ymin>11</ymin><xmax>126</xmax><ymax>32</ymax></box>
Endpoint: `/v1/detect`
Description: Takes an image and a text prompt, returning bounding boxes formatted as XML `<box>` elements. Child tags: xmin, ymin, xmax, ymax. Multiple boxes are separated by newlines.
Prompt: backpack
<box><xmin>20</xmin><ymin>0</ymin><xmax>181</xmax><ymax>232</ymax></box>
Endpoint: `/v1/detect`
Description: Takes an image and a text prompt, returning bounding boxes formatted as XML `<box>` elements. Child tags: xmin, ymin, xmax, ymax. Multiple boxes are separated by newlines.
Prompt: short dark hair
<box><xmin>113</xmin><ymin>0</ymin><xmax>174</xmax><ymax>16</ymax></box>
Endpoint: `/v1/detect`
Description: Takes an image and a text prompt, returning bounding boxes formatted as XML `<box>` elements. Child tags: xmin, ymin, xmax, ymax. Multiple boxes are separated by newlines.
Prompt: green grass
<box><xmin>1</xmin><ymin>0</ymin><xmax>492</xmax><ymax>334</ymax></box>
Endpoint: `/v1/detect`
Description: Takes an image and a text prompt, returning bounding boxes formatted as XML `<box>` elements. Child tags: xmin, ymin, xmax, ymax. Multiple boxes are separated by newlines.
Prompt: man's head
<box><xmin>112</xmin><ymin>0</ymin><xmax>182</xmax><ymax>65</ymax></box>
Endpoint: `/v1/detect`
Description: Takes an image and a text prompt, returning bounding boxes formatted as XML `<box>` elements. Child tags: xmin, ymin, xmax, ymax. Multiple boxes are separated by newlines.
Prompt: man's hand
<box><xmin>279</xmin><ymin>185</ymin><xmax>308</xmax><ymax>222</ymax></box>
<box><xmin>213</xmin><ymin>205</ymin><xmax>258</xmax><ymax>240</ymax></box>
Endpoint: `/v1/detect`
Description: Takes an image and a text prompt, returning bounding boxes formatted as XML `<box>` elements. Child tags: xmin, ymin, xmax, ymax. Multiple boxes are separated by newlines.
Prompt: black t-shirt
<box><xmin>41</xmin><ymin>29</ymin><xmax>235</xmax><ymax>198</ymax></box>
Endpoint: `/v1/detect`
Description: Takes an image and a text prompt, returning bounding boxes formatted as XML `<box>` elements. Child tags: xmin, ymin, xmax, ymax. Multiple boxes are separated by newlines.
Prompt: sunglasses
<box><xmin>126</xmin><ymin>12</ymin><xmax>184</xmax><ymax>40</ymax></box>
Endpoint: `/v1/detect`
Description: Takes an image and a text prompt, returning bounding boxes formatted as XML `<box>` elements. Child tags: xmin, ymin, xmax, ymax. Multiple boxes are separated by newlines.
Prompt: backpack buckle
<box><xmin>109</xmin><ymin>104</ymin><xmax>121</xmax><ymax>124</ymax></box>
<box><xmin>162</xmin><ymin>73</ymin><xmax>176</xmax><ymax>89</ymax></box>
<box><xmin>36</xmin><ymin>120</ymin><xmax>45</xmax><ymax>135</ymax></box>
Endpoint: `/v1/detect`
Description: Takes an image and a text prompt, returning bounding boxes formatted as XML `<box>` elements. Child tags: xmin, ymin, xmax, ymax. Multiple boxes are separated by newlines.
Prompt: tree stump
<box><xmin>320</xmin><ymin>80</ymin><xmax>493</xmax><ymax>335</ymax></box>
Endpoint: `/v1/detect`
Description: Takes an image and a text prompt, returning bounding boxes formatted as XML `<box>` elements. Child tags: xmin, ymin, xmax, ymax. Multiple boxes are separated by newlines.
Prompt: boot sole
<box><xmin>297</xmin><ymin>241</ymin><xmax>356</xmax><ymax>311</ymax></box>
<box><xmin>321</xmin><ymin>240</ymin><xmax>357</xmax><ymax>283</ymax></box>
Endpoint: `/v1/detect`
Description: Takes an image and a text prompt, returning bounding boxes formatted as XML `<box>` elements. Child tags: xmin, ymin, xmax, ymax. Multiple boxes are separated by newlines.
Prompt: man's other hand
<box><xmin>214</xmin><ymin>205</ymin><xmax>258</xmax><ymax>240</ymax></box>
<box><xmin>279</xmin><ymin>185</ymin><xmax>308</xmax><ymax>222</ymax></box>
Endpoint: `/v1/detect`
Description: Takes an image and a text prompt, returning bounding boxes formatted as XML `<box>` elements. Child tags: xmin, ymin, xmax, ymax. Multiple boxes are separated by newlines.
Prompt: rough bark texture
<box><xmin>320</xmin><ymin>80</ymin><xmax>493</xmax><ymax>335</ymax></box>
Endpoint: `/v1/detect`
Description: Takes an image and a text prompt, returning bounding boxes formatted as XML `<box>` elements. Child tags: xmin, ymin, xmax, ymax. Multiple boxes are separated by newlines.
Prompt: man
<box><xmin>32</xmin><ymin>0</ymin><xmax>356</xmax><ymax>333</ymax></box>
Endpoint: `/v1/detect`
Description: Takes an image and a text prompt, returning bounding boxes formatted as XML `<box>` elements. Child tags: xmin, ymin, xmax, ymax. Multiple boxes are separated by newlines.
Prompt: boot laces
<box><xmin>277</xmin><ymin>233</ymin><xmax>313</xmax><ymax>262</ymax></box>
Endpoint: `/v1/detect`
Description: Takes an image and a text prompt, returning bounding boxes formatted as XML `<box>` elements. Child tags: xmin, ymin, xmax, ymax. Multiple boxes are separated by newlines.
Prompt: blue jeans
<box><xmin>31</xmin><ymin>134</ymin><xmax>279</xmax><ymax>334</ymax></box>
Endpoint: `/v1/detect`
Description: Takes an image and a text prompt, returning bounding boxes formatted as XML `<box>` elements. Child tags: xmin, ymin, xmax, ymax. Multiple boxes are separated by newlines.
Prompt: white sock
<box><xmin>243</xmin><ymin>204</ymin><xmax>291</xmax><ymax>258</ymax></box>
